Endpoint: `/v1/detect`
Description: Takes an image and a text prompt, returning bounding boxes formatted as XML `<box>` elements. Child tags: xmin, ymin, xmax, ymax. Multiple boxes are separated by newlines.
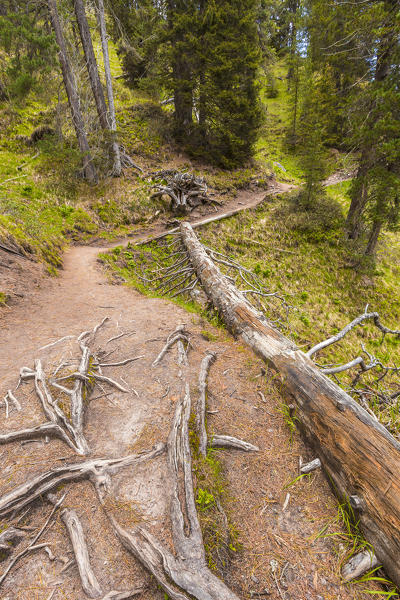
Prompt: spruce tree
<box><xmin>0</xmin><ymin>0</ymin><xmax>57</xmax><ymax>97</ymax></box>
<box><xmin>345</xmin><ymin>0</ymin><xmax>400</xmax><ymax>255</ymax></box>
<box><xmin>196</xmin><ymin>0</ymin><xmax>263</xmax><ymax>167</ymax></box>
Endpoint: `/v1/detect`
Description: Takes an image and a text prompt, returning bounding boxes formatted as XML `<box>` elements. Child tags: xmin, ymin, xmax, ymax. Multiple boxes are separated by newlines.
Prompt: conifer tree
<box><xmin>0</xmin><ymin>0</ymin><xmax>57</xmax><ymax>97</ymax></box>
<box><xmin>345</xmin><ymin>0</ymin><xmax>400</xmax><ymax>255</ymax></box>
<box><xmin>196</xmin><ymin>0</ymin><xmax>263</xmax><ymax>167</ymax></box>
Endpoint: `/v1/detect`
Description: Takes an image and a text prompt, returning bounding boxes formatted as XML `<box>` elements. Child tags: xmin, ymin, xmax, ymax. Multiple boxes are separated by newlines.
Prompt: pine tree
<box><xmin>297</xmin><ymin>69</ymin><xmax>329</xmax><ymax>205</ymax></box>
<box><xmin>196</xmin><ymin>0</ymin><xmax>263</xmax><ymax>167</ymax></box>
<box><xmin>344</xmin><ymin>0</ymin><xmax>400</xmax><ymax>255</ymax></box>
<box><xmin>0</xmin><ymin>0</ymin><xmax>57</xmax><ymax>97</ymax></box>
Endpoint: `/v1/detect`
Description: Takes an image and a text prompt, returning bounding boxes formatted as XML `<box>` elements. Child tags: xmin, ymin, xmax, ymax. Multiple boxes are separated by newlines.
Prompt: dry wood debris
<box><xmin>150</xmin><ymin>170</ymin><xmax>219</xmax><ymax>215</ymax></box>
<box><xmin>0</xmin><ymin>318</ymin><xmax>143</xmax><ymax>455</ymax></box>
<box><xmin>0</xmin><ymin>320</ymin><xmax>259</xmax><ymax>598</ymax></box>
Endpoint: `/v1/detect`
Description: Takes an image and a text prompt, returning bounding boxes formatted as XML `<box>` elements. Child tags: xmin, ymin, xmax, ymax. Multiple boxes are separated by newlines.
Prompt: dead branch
<box><xmin>47</xmin><ymin>493</ymin><xmax>102</xmax><ymax>598</ymax></box>
<box><xmin>341</xmin><ymin>549</ymin><xmax>378</xmax><ymax>582</ymax></box>
<box><xmin>0</xmin><ymin>241</ymin><xmax>28</xmax><ymax>259</ymax></box>
<box><xmin>39</xmin><ymin>336</ymin><xmax>75</xmax><ymax>352</ymax></box>
<box><xmin>210</xmin><ymin>435</ymin><xmax>259</xmax><ymax>452</ymax></box>
<box><xmin>178</xmin><ymin>220</ymin><xmax>400</xmax><ymax>588</ymax></box>
<box><xmin>300</xmin><ymin>458</ymin><xmax>321</xmax><ymax>474</ymax></box>
<box><xmin>100</xmin><ymin>591</ymin><xmax>144</xmax><ymax>600</ymax></box>
<box><xmin>152</xmin><ymin>325</ymin><xmax>189</xmax><ymax>367</ymax></box>
<box><xmin>307</xmin><ymin>308</ymin><xmax>400</xmax><ymax>360</ymax></box>
<box><xmin>196</xmin><ymin>352</ymin><xmax>216</xmax><ymax>456</ymax></box>
<box><xmin>4</xmin><ymin>390</ymin><xmax>21</xmax><ymax>412</ymax></box>
<box><xmin>0</xmin><ymin>444</ymin><xmax>165</xmax><ymax>519</ymax></box>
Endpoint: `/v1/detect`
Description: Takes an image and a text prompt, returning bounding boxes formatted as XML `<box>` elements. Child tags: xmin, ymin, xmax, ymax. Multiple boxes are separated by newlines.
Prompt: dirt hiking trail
<box><xmin>0</xmin><ymin>184</ymin><xmax>375</xmax><ymax>599</ymax></box>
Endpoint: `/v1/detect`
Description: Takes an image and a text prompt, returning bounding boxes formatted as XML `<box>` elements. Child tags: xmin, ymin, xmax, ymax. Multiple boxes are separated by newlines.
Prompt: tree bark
<box><xmin>173</xmin><ymin>56</ymin><xmax>193</xmax><ymax>139</ymax></box>
<box><xmin>365</xmin><ymin>218</ymin><xmax>382</xmax><ymax>257</ymax></box>
<box><xmin>345</xmin><ymin>159</ymin><xmax>368</xmax><ymax>240</ymax></box>
<box><xmin>179</xmin><ymin>221</ymin><xmax>400</xmax><ymax>589</ymax></box>
<box><xmin>96</xmin><ymin>0</ymin><xmax>122</xmax><ymax>176</ymax></box>
<box><xmin>48</xmin><ymin>0</ymin><xmax>97</xmax><ymax>183</ymax></box>
<box><xmin>73</xmin><ymin>0</ymin><xmax>108</xmax><ymax>130</ymax></box>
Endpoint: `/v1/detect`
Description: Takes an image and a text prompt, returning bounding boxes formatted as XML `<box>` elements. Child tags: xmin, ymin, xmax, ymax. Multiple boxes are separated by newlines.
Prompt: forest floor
<box><xmin>0</xmin><ymin>179</ymin><xmax>384</xmax><ymax>600</ymax></box>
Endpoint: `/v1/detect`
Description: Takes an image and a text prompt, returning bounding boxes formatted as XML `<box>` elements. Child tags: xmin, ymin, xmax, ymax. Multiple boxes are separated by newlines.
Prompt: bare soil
<box><xmin>0</xmin><ymin>184</ymin><xmax>379</xmax><ymax>599</ymax></box>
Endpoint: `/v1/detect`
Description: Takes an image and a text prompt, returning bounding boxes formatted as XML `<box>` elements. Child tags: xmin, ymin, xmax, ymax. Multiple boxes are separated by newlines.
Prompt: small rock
<box><xmin>251</xmin><ymin>575</ymin><xmax>260</xmax><ymax>584</ymax></box>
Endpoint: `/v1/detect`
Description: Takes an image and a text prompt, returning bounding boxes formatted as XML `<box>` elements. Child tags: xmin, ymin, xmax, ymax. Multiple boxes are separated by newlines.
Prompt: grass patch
<box><xmin>193</xmin><ymin>188</ymin><xmax>400</xmax><ymax>436</ymax></box>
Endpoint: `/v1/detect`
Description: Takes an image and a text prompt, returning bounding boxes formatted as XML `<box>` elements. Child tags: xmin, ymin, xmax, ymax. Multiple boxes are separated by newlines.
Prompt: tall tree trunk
<box><xmin>286</xmin><ymin>0</ymin><xmax>299</xmax><ymax>89</ymax></box>
<box><xmin>73</xmin><ymin>0</ymin><xmax>108</xmax><ymax>130</ymax></box>
<box><xmin>345</xmin><ymin>159</ymin><xmax>368</xmax><ymax>240</ymax></box>
<box><xmin>345</xmin><ymin>0</ymin><xmax>396</xmax><ymax>241</ymax></box>
<box><xmin>365</xmin><ymin>219</ymin><xmax>382</xmax><ymax>257</ymax></box>
<box><xmin>48</xmin><ymin>0</ymin><xmax>97</xmax><ymax>183</ymax></box>
<box><xmin>96</xmin><ymin>0</ymin><xmax>122</xmax><ymax>176</ymax></box>
<box><xmin>173</xmin><ymin>56</ymin><xmax>193</xmax><ymax>140</ymax></box>
<box><xmin>179</xmin><ymin>221</ymin><xmax>400</xmax><ymax>590</ymax></box>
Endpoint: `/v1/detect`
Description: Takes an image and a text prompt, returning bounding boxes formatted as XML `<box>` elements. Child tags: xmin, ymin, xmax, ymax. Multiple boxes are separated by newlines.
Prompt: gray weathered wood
<box><xmin>179</xmin><ymin>221</ymin><xmax>400</xmax><ymax>589</ymax></box>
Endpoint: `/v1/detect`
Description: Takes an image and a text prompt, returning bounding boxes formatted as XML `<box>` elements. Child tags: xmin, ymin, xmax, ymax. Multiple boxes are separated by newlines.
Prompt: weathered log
<box><xmin>179</xmin><ymin>221</ymin><xmax>400</xmax><ymax>588</ymax></box>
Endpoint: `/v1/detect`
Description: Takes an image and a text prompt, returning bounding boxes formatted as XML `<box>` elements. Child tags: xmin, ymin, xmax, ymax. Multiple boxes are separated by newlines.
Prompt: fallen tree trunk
<box><xmin>179</xmin><ymin>221</ymin><xmax>400</xmax><ymax>588</ymax></box>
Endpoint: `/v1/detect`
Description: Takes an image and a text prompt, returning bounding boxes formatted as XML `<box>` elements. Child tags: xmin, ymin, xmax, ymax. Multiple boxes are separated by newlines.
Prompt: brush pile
<box><xmin>150</xmin><ymin>170</ymin><xmax>217</xmax><ymax>214</ymax></box>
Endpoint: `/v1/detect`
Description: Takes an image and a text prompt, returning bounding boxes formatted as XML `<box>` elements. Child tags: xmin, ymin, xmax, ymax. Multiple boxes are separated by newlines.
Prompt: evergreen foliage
<box><xmin>194</xmin><ymin>0</ymin><xmax>263</xmax><ymax>167</ymax></box>
<box><xmin>108</xmin><ymin>0</ymin><xmax>263</xmax><ymax>167</ymax></box>
<box><xmin>0</xmin><ymin>1</ymin><xmax>56</xmax><ymax>98</ymax></box>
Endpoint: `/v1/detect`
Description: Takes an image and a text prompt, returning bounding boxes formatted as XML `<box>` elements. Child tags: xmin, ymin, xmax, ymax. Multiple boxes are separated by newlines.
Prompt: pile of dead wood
<box><xmin>150</xmin><ymin>170</ymin><xmax>218</xmax><ymax>214</ymax></box>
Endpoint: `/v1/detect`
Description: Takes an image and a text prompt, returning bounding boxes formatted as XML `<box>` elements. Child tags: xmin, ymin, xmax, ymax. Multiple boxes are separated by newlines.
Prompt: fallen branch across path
<box><xmin>179</xmin><ymin>221</ymin><xmax>400</xmax><ymax>589</ymax></box>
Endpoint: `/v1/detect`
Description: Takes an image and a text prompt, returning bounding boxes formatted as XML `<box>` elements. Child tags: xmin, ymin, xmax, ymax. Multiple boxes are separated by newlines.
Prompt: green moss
<box><xmin>0</xmin><ymin>292</ymin><xmax>9</xmax><ymax>306</ymax></box>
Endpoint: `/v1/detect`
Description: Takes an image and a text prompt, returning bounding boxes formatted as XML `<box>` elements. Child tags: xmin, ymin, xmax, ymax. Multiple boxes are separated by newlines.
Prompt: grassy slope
<box><xmin>0</xmin><ymin>40</ymin><xmax>274</xmax><ymax>277</ymax></box>
<box><xmin>101</xmin><ymin>61</ymin><xmax>400</xmax><ymax>438</ymax></box>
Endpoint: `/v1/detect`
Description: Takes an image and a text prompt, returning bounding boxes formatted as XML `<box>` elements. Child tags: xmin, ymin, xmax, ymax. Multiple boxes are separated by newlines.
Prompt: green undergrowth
<box><xmin>98</xmin><ymin>236</ymin><xmax>226</xmax><ymax>329</ymax></box>
<box><xmin>195</xmin><ymin>186</ymin><xmax>400</xmax><ymax>436</ymax></box>
<box><xmin>189</xmin><ymin>411</ymin><xmax>242</xmax><ymax>574</ymax></box>
<box><xmin>256</xmin><ymin>61</ymin><xmax>355</xmax><ymax>184</ymax></box>
<box><xmin>100</xmin><ymin>185</ymin><xmax>400</xmax><ymax>437</ymax></box>
<box><xmin>313</xmin><ymin>498</ymin><xmax>398</xmax><ymax>597</ymax></box>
